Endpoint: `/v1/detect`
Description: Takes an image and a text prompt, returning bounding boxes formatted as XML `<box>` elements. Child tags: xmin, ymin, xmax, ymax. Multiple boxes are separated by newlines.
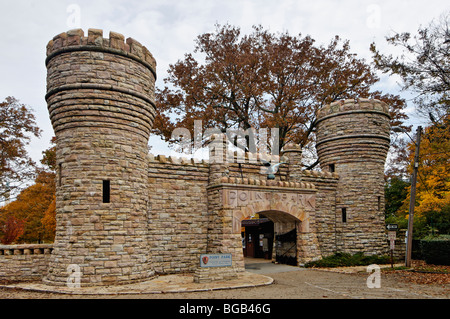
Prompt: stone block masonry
<box><xmin>147</xmin><ymin>155</ymin><xmax>210</xmax><ymax>274</ymax></box>
<box><xmin>44</xmin><ymin>29</ymin><xmax>157</xmax><ymax>286</ymax></box>
<box><xmin>316</xmin><ymin>98</ymin><xmax>390</xmax><ymax>256</ymax></box>
<box><xmin>0</xmin><ymin>245</ymin><xmax>53</xmax><ymax>281</ymax></box>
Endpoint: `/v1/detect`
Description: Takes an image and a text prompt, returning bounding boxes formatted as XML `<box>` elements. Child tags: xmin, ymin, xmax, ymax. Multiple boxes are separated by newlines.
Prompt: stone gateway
<box><xmin>0</xmin><ymin>29</ymin><xmax>391</xmax><ymax>287</ymax></box>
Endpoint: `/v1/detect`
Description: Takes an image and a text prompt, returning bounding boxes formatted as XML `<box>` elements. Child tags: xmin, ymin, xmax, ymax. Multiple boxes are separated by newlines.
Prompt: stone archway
<box><xmin>217</xmin><ymin>184</ymin><xmax>321</xmax><ymax>267</ymax></box>
<box><xmin>195</xmin><ymin>182</ymin><xmax>323</xmax><ymax>282</ymax></box>
<box><xmin>232</xmin><ymin>200</ymin><xmax>311</xmax><ymax>235</ymax></box>
<box><xmin>237</xmin><ymin>208</ymin><xmax>317</xmax><ymax>266</ymax></box>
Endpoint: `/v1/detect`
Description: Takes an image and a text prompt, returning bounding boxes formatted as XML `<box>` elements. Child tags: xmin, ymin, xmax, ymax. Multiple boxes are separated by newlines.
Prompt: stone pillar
<box><xmin>315</xmin><ymin>98</ymin><xmax>390</xmax><ymax>256</ymax></box>
<box><xmin>193</xmin><ymin>203</ymin><xmax>243</xmax><ymax>283</ymax></box>
<box><xmin>44</xmin><ymin>29</ymin><xmax>157</xmax><ymax>286</ymax></box>
<box><xmin>208</xmin><ymin>133</ymin><xmax>230</xmax><ymax>183</ymax></box>
<box><xmin>282</xmin><ymin>143</ymin><xmax>303</xmax><ymax>182</ymax></box>
<box><xmin>194</xmin><ymin>181</ymin><xmax>245</xmax><ymax>283</ymax></box>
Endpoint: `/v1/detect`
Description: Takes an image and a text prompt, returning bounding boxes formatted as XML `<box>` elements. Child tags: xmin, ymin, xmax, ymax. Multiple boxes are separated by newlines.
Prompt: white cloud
<box><xmin>0</xmin><ymin>0</ymin><xmax>448</xmax><ymax>161</ymax></box>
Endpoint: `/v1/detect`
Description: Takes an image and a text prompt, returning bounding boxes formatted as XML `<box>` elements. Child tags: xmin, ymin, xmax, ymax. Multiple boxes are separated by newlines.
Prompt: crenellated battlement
<box><xmin>45</xmin><ymin>28</ymin><xmax>157</xmax><ymax>139</ymax></box>
<box><xmin>316</xmin><ymin>98</ymin><xmax>390</xmax><ymax>123</ymax></box>
<box><xmin>148</xmin><ymin>153</ymin><xmax>209</xmax><ymax>166</ymax></box>
<box><xmin>148</xmin><ymin>152</ymin><xmax>339</xmax><ymax>180</ymax></box>
<box><xmin>315</xmin><ymin>97</ymin><xmax>391</xmax><ymax>257</ymax></box>
<box><xmin>315</xmin><ymin>98</ymin><xmax>391</xmax><ymax>150</ymax></box>
<box><xmin>46</xmin><ymin>29</ymin><xmax>156</xmax><ymax>78</ymax></box>
<box><xmin>214</xmin><ymin>176</ymin><xmax>317</xmax><ymax>189</ymax></box>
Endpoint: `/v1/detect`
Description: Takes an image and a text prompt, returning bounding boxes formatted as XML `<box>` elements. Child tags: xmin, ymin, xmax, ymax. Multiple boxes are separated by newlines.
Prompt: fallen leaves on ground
<box><xmin>385</xmin><ymin>260</ymin><xmax>450</xmax><ymax>285</ymax></box>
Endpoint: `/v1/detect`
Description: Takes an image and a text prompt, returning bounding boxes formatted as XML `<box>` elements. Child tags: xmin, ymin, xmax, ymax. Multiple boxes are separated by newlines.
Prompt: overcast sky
<box><xmin>1</xmin><ymin>0</ymin><xmax>448</xmax><ymax>164</ymax></box>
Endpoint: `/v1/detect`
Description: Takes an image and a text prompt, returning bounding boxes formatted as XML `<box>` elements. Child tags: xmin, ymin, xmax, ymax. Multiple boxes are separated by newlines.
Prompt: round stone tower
<box><xmin>44</xmin><ymin>29</ymin><xmax>157</xmax><ymax>286</ymax></box>
<box><xmin>315</xmin><ymin>98</ymin><xmax>390</xmax><ymax>255</ymax></box>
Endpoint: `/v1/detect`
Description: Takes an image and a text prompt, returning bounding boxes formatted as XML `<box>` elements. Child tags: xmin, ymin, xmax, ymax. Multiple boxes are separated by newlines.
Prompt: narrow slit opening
<box><xmin>329</xmin><ymin>164</ymin><xmax>335</xmax><ymax>173</ymax></box>
<box><xmin>58</xmin><ymin>163</ymin><xmax>62</xmax><ymax>187</ymax></box>
<box><xmin>103</xmin><ymin>180</ymin><xmax>111</xmax><ymax>203</ymax></box>
<box><xmin>342</xmin><ymin>208</ymin><xmax>347</xmax><ymax>223</ymax></box>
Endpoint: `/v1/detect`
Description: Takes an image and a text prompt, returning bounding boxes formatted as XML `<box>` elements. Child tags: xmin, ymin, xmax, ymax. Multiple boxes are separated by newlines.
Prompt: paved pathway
<box><xmin>0</xmin><ymin>258</ymin><xmax>448</xmax><ymax>299</ymax></box>
<box><xmin>0</xmin><ymin>271</ymin><xmax>273</xmax><ymax>295</ymax></box>
<box><xmin>244</xmin><ymin>258</ymin><xmax>302</xmax><ymax>274</ymax></box>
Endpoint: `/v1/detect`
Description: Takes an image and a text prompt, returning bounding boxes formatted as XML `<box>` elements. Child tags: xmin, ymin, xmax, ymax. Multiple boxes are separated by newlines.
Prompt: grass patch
<box><xmin>304</xmin><ymin>252</ymin><xmax>390</xmax><ymax>268</ymax></box>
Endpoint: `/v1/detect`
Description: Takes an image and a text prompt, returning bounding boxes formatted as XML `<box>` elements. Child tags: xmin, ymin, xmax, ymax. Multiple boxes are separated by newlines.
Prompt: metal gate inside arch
<box><xmin>242</xmin><ymin>212</ymin><xmax>303</xmax><ymax>266</ymax></box>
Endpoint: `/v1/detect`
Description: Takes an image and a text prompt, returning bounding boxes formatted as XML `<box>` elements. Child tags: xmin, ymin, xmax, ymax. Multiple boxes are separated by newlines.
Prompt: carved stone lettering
<box><xmin>228</xmin><ymin>190</ymin><xmax>237</xmax><ymax>206</ymax></box>
<box><xmin>306</xmin><ymin>195</ymin><xmax>316</xmax><ymax>209</ymax></box>
<box><xmin>223</xmin><ymin>189</ymin><xmax>316</xmax><ymax>210</ymax></box>
<box><xmin>255</xmin><ymin>192</ymin><xmax>263</xmax><ymax>201</ymax></box>
<box><xmin>238</xmin><ymin>190</ymin><xmax>248</xmax><ymax>206</ymax></box>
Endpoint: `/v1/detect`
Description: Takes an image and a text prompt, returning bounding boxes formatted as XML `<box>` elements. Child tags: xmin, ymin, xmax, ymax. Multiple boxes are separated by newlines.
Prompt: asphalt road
<box><xmin>0</xmin><ymin>259</ymin><xmax>448</xmax><ymax>300</ymax></box>
<box><xmin>242</xmin><ymin>259</ymin><xmax>449</xmax><ymax>299</ymax></box>
<box><xmin>244</xmin><ymin>259</ymin><xmax>301</xmax><ymax>274</ymax></box>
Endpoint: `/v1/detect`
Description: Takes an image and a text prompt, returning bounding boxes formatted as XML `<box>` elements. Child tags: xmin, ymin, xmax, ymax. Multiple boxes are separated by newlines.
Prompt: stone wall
<box><xmin>301</xmin><ymin>171</ymin><xmax>339</xmax><ymax>257</ymax></box>
<box><xmin>207</xmin><ymin>176</ymin><xmax>320</xmax><ymax>266</ymax></box>
<box><xmin>147</xmin><ymin>155</ymin><xmax>209</xmax><ymax>274</ymax></box>
<box><xmin>145</xmin><ymin>148</ymin><xmax>339</xmax><ymax>277</ymax></box>
<box><xmin>0</xmin><ymin>245</ymin><xmax>53</xmax><ymax>281</ymax></box>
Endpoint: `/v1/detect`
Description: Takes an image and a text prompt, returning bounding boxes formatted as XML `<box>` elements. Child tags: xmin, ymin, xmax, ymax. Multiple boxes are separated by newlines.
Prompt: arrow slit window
<box><xmin>58</xmin><ymin>163</ymin><xmax>62</xmax><ymax>187</ymax></box>
<box><xmin>342</xmin><ymin>208</ymin><xmax>347</xmax><ymax>223</ymax></box>
<box><xmin>103</xmin><ymin>180</ymin><xmax>111</xmax><ymax>203</ymax></box>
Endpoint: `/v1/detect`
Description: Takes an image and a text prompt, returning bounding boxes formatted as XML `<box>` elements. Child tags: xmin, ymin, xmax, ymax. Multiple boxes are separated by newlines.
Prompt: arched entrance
<box><xmin>201</xmin><ymin>183</ymin><xmax>321</xmax><ymax>277</ymax></box>
<box><xmin>241</xmin><ymin>210</ymin><xmax>303</xmax><ymax>266</ymax></box>
<box><xmin>241</xmin><ymin>216</ymin><xmax>274</xmax><ymax>259</ymax></box>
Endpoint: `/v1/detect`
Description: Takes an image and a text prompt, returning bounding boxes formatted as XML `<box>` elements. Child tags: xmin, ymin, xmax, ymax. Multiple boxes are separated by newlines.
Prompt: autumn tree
<box><xmin>0</xmin><ymin>170</ymin><xmax>55</xmax><ymax>243</ymax></box>
<box><xmin>155</xmin><ymin>24</ymin><xmax>408</xmax><ymax>167</ymax></box>
<box><xmin>0</xmin><ymin>96</ymin><xmax>41</xmax><ymax>201</ymax></box>
<box><xmin>41</xmin><ymin>197</ymin><xmax>56</xmax><ymax>240</ymax></box>
<box><xmin>388</xmin><ymin>115</ymin><xmax>450</xmax><ymax>238</ymax></box>
<box><xmin>41</xmin><ymin>136</ymin><xmax>56</xmax><ymax>171</ymax></box>
<box><xmin>0</xmin><ymin>215</ymin><xmax>25</xmax><ymax>245</ymax></box>
<box><xmin>409</xmin><ymin>115</ymin><xmax>450</xmax><ymax>217</ymax></box>
<box><xmin>371</xmin><ymin>12</ymin><xmax>450</xmax><ymax>121</ymax></box>
<box><xmin>372</xmin><ymin>12</ymin><xmax>450</xmax><ymax>236</ymax></box>
<box><xmin>155</xmin><ymin>25</ymin><xmax>265</xmax><ymax>153</ymax></box>
<box><xmin>0</xmin><ymin>139</ymin><xmax>56</xmax><ymax>244</ymax></box>
<box><xmin>40</xmin><ymin>137</ymin><xmax>56</xmax><ymax>240</ymax></box>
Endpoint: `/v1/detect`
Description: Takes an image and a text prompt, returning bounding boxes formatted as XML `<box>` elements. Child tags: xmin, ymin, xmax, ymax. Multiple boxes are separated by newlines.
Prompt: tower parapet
<box><xmin>44</xmin><ymin>29</ymin><xmax>156</xmax><ymax>286</ymax></box>
<box><xmin>282</xmin><ymin>143</ymin><xmax>302</xmax><ymax>181</ymax></box>
<box><xmin>315</xmin><ymin>98</ymin><xmax>390</xmax><ymax>255</ymax></box>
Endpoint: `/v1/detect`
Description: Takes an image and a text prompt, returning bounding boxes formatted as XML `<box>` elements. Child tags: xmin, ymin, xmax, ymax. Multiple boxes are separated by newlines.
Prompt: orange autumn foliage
<box><xmin>403</xmin><ymin>115</ymin><xmax>450</xmax><ymax>218</ymax></box>
<box><xmin>0</xmin><ymin>170</ymin><xmax>55</xmax><ymax>244</ymax></box>
<box><xmin>0</xmin><ymin>215</ymin><xmax>25</xmax><ymax>245</ymax></box>
<box><xmin>154</xmin><ymin>24</ymin><xmax>408</xmax><ymax>162</ymax></box>
<box><xmin>41</xmin><ymin>195</ymin><xmax>56</xmax><ymax>238</ymax></box>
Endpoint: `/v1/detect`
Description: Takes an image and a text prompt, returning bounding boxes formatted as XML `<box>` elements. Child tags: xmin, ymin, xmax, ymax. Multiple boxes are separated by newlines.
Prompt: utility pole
<box><xmin>405</xmin><ymin>126</ymin><xmax>422</xmax><ymax>268</ymax></box>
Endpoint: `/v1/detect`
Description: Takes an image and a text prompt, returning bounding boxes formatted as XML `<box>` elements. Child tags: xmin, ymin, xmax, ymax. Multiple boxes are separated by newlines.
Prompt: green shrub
<box><xmin>420</xmin><ymin>235</ymin><xmax>450</xmax><ymax>265</ymax></box>
<box><xmin>304</xmin><ymin>252</ymin><xmax>390</xmax><ymax>268</ymax></box>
